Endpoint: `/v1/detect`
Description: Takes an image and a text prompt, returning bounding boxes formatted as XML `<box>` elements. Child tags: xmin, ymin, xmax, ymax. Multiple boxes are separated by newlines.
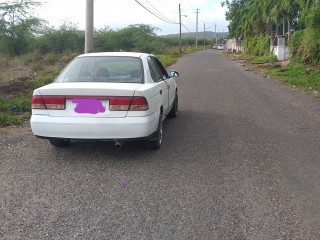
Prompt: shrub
<box><xmin>42</xmin><ymin>53</ymin><xmax>59</xmax><ymax>65</ymax></box>
<box><xmin>244</xmin><ymin>36</ymin><xmax>270</xmax><ymax>56</ymax></box>
<box><xmin>289</xmin><ymin>29</ymin><xmax>320</xmax><ymax>65</ymax></box>
<box><xmin>157</xmin><ymin>55</ymin><xmax>177</xmax><ymax>67</ymax></box>
<box><xmin>250</xmin><ymin>54</ymin><xmax>277</xmax><ymax>64</ymax></box>
<box><xmin>0</xmin><ymin>112</ymin><xmax>24</xmax><ymax>126</ymax></box>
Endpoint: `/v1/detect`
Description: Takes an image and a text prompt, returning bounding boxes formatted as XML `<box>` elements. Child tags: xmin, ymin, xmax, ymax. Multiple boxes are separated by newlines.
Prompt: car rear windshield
<box><xmin>55</xmin><ymin>56</ymin><xmax>144</xmax><ymax>83</ymax></box>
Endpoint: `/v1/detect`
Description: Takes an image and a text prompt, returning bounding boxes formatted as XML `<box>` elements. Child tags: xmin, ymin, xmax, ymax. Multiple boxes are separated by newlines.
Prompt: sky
<box><xmin>34</xmin><ymin>0</ymin><xmax>229</xmax><ymax>35</ymax></box>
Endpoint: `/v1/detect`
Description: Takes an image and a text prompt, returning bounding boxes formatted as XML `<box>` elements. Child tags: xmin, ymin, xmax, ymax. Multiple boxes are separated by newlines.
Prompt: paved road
<box><xmin>1</xmin><ymin>50</ymin><xmax>320</xmax><ymax>239</ymax></box>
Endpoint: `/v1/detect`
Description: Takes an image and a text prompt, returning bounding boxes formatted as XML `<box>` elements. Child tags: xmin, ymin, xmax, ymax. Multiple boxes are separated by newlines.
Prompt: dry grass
<box><xmin>0</xmin><ymin>55</ymin><xmax>34</xmax><ymax>87</ymax></box>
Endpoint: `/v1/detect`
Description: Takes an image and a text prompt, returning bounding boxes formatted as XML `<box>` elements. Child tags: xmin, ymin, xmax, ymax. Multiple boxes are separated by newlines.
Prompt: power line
<box><xmin>158</xmin><ymin>0</ymin><xmax>176</xmax><ymax>13</ymax></box>
<box><xmin>134</xmin><ymin>0</ymin><xmax>177</xmax><ymax>24</ymax></box>
<box><xmin>181</xmin><ymin>23</ymin><xmax>192</xmax><ymax>33</ymax></box>
<box><xmin>145</xmin><ymin>0</ymin><xmax>178</xmax><ymax>23</ymax></box>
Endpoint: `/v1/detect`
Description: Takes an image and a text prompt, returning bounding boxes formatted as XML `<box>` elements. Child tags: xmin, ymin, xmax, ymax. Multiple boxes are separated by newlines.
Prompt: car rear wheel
<box><xmin>49</xmin><ymin>139</ymin><xmax>70</xmax><ymax>147</ymax></box>
<box><xmin>168</xmin><ymin>92</ymin><xmax>178</xmax><ymax>118</ymax></box>
<box><xmin>147</xmin><ymin>113</ymin><xmax>163</xmax><ymax>149</ymax></box>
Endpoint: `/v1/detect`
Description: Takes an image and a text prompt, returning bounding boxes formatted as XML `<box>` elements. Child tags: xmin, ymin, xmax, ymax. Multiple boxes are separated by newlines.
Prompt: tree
<box><xmin>222</xmin><ymin>0</ymin><xmax>299</xmax><ymax>38</ymax></box>
<box><xmin>94</xmin><ymin>24</ymin><xmax>161</xmax><ymax>53</ymax></box>
<box><xmin>222</xmin><ymin>0</ymin><xmax>248</xmax><ymax>38</ymax></box>
<box><xmin>298</xmin><ymin>0</ymin><xmax>320</xmax><ymax>29</ymax></box>
<box><xmin>0</xmin><ymin>0</ymin><xmax>46</xmax><ymax>55</ymax></box>
<box><xmin>36</xmin><ymin>21</ymin><xmax>84</xmax><ymax>54</ymax></box>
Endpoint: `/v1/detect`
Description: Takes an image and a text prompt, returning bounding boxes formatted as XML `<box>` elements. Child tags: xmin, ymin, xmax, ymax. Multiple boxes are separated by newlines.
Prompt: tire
<box><xmin>49</xmin><ymin>138</ymin><xmax>70</xmax><ymax>147</ymax></box>
<box><xmin>168</xmin><ymin>92</ymin><xmax>178</xmax><ymax>118</ymax></box>
<box><xmin>147</xmin><ymin>113</ymin><xmax>163</xmax><ymax>149</ymax></box>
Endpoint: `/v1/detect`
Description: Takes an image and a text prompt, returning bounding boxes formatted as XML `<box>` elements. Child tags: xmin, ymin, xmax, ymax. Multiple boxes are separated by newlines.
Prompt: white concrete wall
<box><xmin>226</xmin><ymin>39</ymin><xmax>244</xmax><ymax>53</ymax></box>
<box><xmin>226</xmin><ymin>37</ymin><xmax>291</xmax><ymax>60</ymax></box>
<box><xmin>270</xmin><ymin>37</ymin><xmax>291</xmax><ymax>61</ymax></box>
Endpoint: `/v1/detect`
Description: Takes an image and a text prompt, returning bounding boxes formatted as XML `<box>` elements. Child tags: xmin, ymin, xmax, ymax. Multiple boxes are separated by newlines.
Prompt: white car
<box><xmin>217</xmin><ymin>44</ymin><xmax>224</xmax><ymax>50</ymax></box>
<box><xmin>30</xmin><ymin>52</ymin><xmax>179</xmax><ymax>149</ymax></box>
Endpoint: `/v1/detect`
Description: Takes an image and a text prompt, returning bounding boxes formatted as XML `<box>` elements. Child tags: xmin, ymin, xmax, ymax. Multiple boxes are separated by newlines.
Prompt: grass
<box><xmin>227</xmin><ymin>52</ymin><xmax>320</xmax><ymax>97</ymax></box>
<box><xmin>266</xmin><ymin>64</ymin><xmax>320</xmax><ymax>93</ymax></box>
<box><xmin>0</xmin><ymin>94</ymin><xmax>32</xmax><ymax>112</ymax></box>
<box><xmin>250</xmin><ymin>54</ymin><xmax>277</xmax><ymax>64</ymax></box>
<box><xmin>157</xmin><ymin>47</ymin><xmax>198</xmax><ymax>67</ymax></box>
<box><xmin>229</xmin><ymin>51</ymin><xmax>320</xmax><ymax>93</ymax></box>
<box><xmin>157</xmin><ymin>49</ymin><xmax>182</xmax><ymax>67</ymax></box>
<box><xmin>0</xmin><ymin>112</ymin><xmax>28</xmax><ymax>126</ymax></box>
<box><xmin>157</xmin><ymin>54</ymin><xmax>177</xmax><ymax>67</ymax></box>
<box><xmin>0</xmin><ymin>69</ymin><xmax>60</xmax><ymax>127</ymax></box>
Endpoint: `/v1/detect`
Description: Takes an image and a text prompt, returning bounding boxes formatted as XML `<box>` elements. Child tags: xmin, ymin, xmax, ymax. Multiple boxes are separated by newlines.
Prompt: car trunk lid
<box><xmin>36</xmin><ymin>82</ymin><xmax>142</xmax><ymax>118</ymax></box>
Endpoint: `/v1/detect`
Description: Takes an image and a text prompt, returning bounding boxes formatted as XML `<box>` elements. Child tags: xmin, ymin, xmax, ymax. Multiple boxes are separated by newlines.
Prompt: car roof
<box><xmin>76</xmin><ymin>52</ymin><xmax>150</xmax><ymax>58</ymax></box>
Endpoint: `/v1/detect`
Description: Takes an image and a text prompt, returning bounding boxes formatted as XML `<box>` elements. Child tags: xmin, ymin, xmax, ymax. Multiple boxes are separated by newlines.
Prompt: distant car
<box><xmin>30</xmin><ymin>52</ymin><xmax>180</xmax><ymax>149</ymax></box>
<box><xmin>217</xmin><ymin>44</ymin><xmax>224</xmax><ymax>50</ymax></box>
<box><xmin>212</xmin><ymin>44</ymin><xmax>218</xmax><ymax>49</ymax></box>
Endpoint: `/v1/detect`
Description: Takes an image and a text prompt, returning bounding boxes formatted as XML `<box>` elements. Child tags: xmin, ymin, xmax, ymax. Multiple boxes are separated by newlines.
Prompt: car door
<box><xmin>147</xmin><ymin>57</ymin><xmax>169</xmax><ymax>115</ymax></box>
<box><xmin>151</xmin><ymin>56</ymin><xmax>176</xmax><ymax>112</ymax></box>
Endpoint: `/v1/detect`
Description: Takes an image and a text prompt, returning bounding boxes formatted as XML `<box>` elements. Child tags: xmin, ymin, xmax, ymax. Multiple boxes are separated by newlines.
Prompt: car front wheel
<box><xmin>49</xmin><ymin>138</ymin><xmax>70</xmax><ymax>147</ymax></box>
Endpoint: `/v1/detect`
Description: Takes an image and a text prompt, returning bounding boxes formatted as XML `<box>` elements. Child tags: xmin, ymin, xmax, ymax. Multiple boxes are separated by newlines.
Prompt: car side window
<box><xmin>151</xmin><ymin>56</ymin><xmax>169</xmax><ymax>79</ymax></box>
<box><xmin>147</xmin><ymin>57</ymin><xmax>162</xmax><ymax>82</ymax></box>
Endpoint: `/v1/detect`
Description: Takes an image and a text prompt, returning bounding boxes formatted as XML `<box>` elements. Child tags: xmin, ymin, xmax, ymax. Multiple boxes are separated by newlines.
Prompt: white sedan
<box><xmin>30</xmin><ymin>52</ymin><xmax>179</xmax><ymax>149</ymax></box>
<box><xmin>217</xmin><ymin>44</ymin><xmax>224</xmax><ymax>50</ymax></box>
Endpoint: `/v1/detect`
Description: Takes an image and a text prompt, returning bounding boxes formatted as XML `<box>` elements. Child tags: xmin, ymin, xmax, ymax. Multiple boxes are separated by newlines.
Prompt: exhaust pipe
<box><xmin>114</xmin><ymin>140</ymin><xmax>123</xmax><ymax>149</ymax></box>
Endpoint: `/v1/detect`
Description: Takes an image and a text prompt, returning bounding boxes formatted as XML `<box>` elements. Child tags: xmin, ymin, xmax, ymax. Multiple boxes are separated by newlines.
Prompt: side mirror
<box><xmin>170</xmin><ymin>70</ymin><xmax>180</xmax><ymax>77</ymax></box>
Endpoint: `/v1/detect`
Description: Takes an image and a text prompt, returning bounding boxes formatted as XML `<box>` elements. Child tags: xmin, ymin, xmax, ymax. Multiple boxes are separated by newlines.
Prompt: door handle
<box><xmin>160</xmin><ymin>89</ymin><xmax>162</xmax><ymax>95</ymax></box>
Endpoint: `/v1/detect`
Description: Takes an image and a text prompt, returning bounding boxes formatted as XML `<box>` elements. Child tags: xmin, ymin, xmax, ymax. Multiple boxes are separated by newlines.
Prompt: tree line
<box><xmin>0</xmin><ymin>0</ymin><xmax>210</xmax><ymax>57</ymax></box>
<box><xmin>222</xmin><ymin>0</ymin><xmax>320</xmax><ymax>64</ymax></box>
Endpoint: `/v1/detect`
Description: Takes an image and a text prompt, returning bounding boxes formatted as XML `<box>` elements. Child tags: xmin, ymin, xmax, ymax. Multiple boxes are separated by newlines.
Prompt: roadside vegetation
<box><xmin>223</xmin><ymin>0</ymin><xmax>320</xmax><ymax>95</ymax></box>
<box><xmin>0</xmin><ymin>0</ymin><xmax>211</xmax><ymax>127</ymax></box>
<box><xmin>266</xmin><ymin>65</ymin><xmax>320</xmax><ymax>95</ymax></box>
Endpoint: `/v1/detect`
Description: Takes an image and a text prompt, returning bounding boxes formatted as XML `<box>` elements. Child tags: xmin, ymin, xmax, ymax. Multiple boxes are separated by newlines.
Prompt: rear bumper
<box><xmin>30</xmin><ymin>112</ymin><xmax>159</xmax><ymax>140</ymax></box>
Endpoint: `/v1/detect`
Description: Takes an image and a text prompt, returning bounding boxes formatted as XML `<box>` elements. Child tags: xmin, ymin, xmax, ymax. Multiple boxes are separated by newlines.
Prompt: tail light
<box><xmin>129</xmin><ymin>97</ymin><xmax>149</xmax><ymax>110</ymax></box>
<box><xmin>32</xmin><ymin>95</ymin><xmax>65</xmax><ymax>110</ymax></box>
<box><xmin>32</xmin><ymin>95</ymin><xmax>148</xmax><ymax>111</ymax></box>
<box><xmin>108</xmin><ymin>97</ymin><xmax>148</xmax><ymax>111</ymax></box>
<box><xmin>31</xmin><ymin>95</ymin><xmax>46</xmax><ymax>109</ymax></box>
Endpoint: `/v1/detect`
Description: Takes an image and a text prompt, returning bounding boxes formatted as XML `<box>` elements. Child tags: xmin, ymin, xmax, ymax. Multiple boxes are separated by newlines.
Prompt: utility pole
<box><xmin>203</xmin><ymin>23</ymin><xmax>206</xmax><ymax>49</ymax></box>
<box><xmin>179</xmin><ymin>4</ymin><xmax>187</xmax><ymax>53</ymax></box>
<box><xmin>222</xmin><ymin>29</ymin><xmax>224</xmax><ymax>44</ymax></box>
<box><xmin>85</xmin><ymin>0</ymin><xmax>94</xmax><ymax>53</ymax></box>
<box><xmin>179</xmin><ymin>4</ymin><xmax>182</xmax><ymax>53</ymax></box>
<box><xmin>282</xmin><ymin>15</ymin><xmax>285</xmax><ymax>36</ymax></box>
<box><xmin>214</xmin><ymin>23</ymin><xmax>217</xmax><ymax>44</ymax></box>
<box><xmin>195</xmin><ymin>8</ymin><xmax>199</xmax><ymax>48</ymax></box>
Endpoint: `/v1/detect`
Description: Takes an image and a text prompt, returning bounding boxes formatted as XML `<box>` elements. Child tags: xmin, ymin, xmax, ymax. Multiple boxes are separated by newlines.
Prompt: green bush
<box><xmin>0</xmin><ymin>94</ymin><xmax>31</xmax><ymax>126</ymax></box>
<box><xmin>250</xmin><ymin>54</ymin><xmax>277</xmax><ymax>64</ymax></box>
<box><xmin>304</xmin><ymin>5</ymin><xmax>320</xmax><ymax>29</ymax></box>
<box><xmin>59</xmin><ymin>52</ymin><xmax>79</xmax><ymax>63</ymax></box>
<box><xmin>0</xmin><ymin>94</ymin><xmax>32</xmax><ymax>113</ymax></box>
<box><xmin>32</xmin><ymin>75</ymin><xmax>56</xmax><ymax>89</ymax></box>
<box><xmin>0</xmin><ymin>112</ymin><xmax>24</xmax><ymax>126</ymax></box>
<box><xmin>157</xmin><ymin>55</ymin><xmax>177</xmax><ymax>67</ymax></box>
<box><xmin>245</xmin><ymin>36</ymin><xmax>270</xmax><ymax>56</ymax></box>
<box><xmin>21</xmin><ymin>52</ymin><xmax>44</xmax><ymax>65</ymax></box>
<box><xmin>289</xmin><ymin>29</ymin><xmax>320</xmax><ymax>65</ymax></box>
<box><xmin>289</xmin><ymin>30</ymin><xmax>304</xmax><ymax>62</ymax></box>
<box><xmin>42</xmin><ymin>53</ymin><xmax>59</xmax><ymax>65</ymax></box>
